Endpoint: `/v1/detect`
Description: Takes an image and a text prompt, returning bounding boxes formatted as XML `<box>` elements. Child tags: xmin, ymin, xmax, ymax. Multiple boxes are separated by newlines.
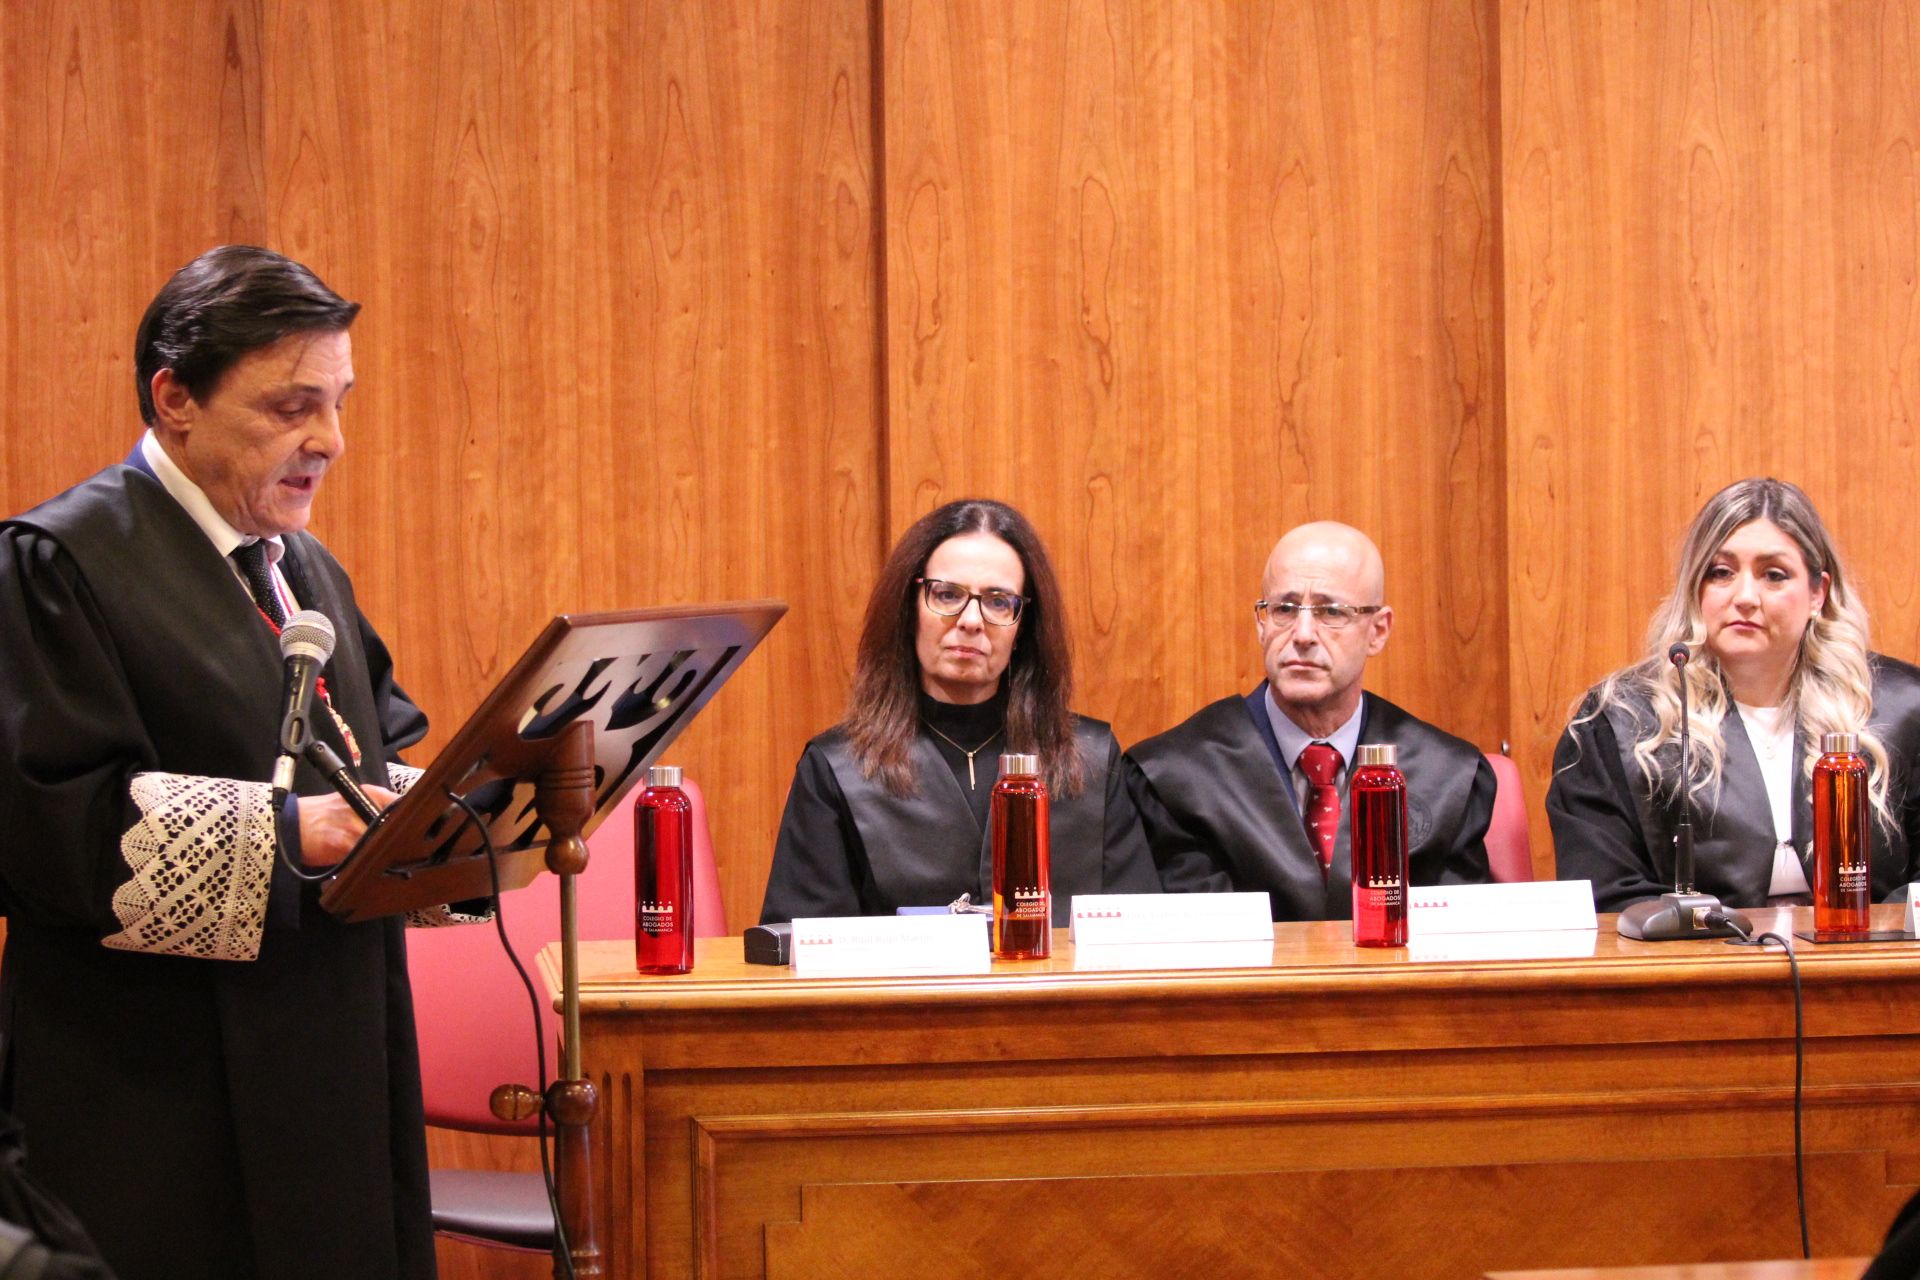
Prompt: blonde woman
<box><xmin>1549</xmin><ymin>477</ymin><xmax>1920</xmax><ymax>911</ymax></box>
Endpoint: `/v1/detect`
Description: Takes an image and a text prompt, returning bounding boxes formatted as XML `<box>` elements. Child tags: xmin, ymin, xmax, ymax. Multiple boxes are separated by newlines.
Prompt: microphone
<box><xmin>303</xmin><ymin>740</ymin><xmax>385</xmax><ymax>827</ymax></box>
<box><xmin>1617</xmin><ymin>640</ymin><xmax>1751</xmax><ymax>940</ymax></box>
<box><xmin>271</xmin><ymin>612</ymin><xmax>336</xmax><ymax>794</ymax></box>
<box><xmin>1668</xmin><ymin>643</ymin><xmax>1695</xmax><ymax>892</ymax></box>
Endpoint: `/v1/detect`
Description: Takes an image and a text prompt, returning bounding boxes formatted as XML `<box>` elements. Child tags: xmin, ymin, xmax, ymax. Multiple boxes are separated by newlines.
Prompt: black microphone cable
<box><xmin>1712</xmin><ymin>911</ymin><xmax>1809</xmax><ymax>1259</ymax></box>
<box><xmin>444</xmin><ymin>788</ymin><xmax>579</xmax><ymax>1280</ymax></box>
<box><xmin>269</xmin><ymin>745</ymin><xmax>387</xmax><ymax>884</ymax></box>
<box><xmin>270</xmin><ymin>786</ymin><xmax>337</xmax><ymax>884</ymax></box>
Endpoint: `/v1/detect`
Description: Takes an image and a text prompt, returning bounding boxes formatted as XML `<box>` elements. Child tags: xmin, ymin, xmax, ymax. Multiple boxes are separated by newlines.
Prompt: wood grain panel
<box><xmin>0</xmin><ymin>0</ymin><xmax>879</xmax><ymax>939</ymax></box>
<box><xmin>1502</xmin><ymin>1</ymin><xmax>1920</xmax><ymax>874</ymax></box>
<box><xmin>0</xmin><ymin>0</ymin><xmax>271</xmax><ymax>509</ymax></box>
<box><xmin>12</xmin><ymin>10</ymin><xmax>1920</xmax><ymax>1278</ymax></box>
<box><xmin>571</xmin><ymin>0</ymin><xmax>881</xmax><ymax>930</ymax></box>
<box><xmin>569</xmin><ymin>915</ymin><xmax>1920</xmax><ymax>1278</ymax></box>
<box><xmin>883</xmin><ymin>0</ymin><xmax>1508</xmax><ymax>757</ymax></box>
<box><xmin>0</xmin><ymin>7</ymin><xmax>876</xmax><ymax>1279</ymax></box>
<box><xmin>9</xmin><ymin>0</ymin><xmax>1920</xmax><ymax>981</ymax></box>
<box><xmin>763</xmin><ymin>1154</ymin><xmax>1901</xmax><ymax>1280</ymax></box>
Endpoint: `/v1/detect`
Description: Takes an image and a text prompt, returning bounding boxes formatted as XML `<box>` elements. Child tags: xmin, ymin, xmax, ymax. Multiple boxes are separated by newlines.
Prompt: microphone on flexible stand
<box><xmin>1617</xmin><ymin>641</ymin><xmax>1752</xmax><ymax>940</ymax></box>
<box><xmin>269</xmin><ymin>612</ymin><xmax>387</xmax><ymax>829</ymax></box>
<box><xmin>303</xmin><ymin>740</ymin><xmax>384</xmax><ymax>826</ymax></box>
<box><xmin>271</xmin><ymin>612</ymin><xmax>336</xmax><ymax>794</ymax></box>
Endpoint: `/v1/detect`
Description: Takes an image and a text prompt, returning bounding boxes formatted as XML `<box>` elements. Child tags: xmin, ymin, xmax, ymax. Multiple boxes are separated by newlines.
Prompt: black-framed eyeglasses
<box><xmin>1254</xmin><ymin>599</ymin><xmax>1384</xmax><ymax>631</ymax></box>
<box><xmin>916</xmin><ymin>577</ymin><xmax>1026</xmax><ymax>626</ymax></box>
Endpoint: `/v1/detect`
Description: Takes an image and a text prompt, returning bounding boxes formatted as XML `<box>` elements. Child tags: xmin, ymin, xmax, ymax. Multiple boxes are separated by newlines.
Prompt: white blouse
<box><xmin>1735</xmin><ymin>700</ymin><xmax>1811</xmax><ymax>898</ymax></box>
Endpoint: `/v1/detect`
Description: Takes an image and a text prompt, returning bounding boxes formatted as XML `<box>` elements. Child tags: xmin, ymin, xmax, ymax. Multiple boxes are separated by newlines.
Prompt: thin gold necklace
<box><xmin>923</xmin><ymin>722</ymin><xmax>1003</xmax><ymax>790</ymax></box>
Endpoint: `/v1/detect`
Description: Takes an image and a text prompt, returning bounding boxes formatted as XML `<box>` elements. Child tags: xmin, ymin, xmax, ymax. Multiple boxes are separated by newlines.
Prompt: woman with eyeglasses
<box><xmin>759</xmin><ymin>498</ymin><xmax>1160</xmax><ymax>923</ymax></box>
<box><xmin>1549</xmin><ymin>477</ymin><xmax>1920</xmax><ymax>912</ymax></box>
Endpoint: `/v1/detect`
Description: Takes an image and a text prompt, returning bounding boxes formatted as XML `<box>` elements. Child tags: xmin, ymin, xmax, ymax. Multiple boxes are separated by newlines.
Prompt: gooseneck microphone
<box><xmin>1669</xmin><ymin>641</ymin><xmax>1697</xmax><ymax>892</ymax></box>
<box><xmin>268</xmin><ymin>612</ymin><xmax>386</xmax><ymax>828</ymax></box>
<box><xmin>303</xmin><ymin>740</ymin><xmax>384</xmax><ymax>826</ymax></box>
<box><xmin>1616</xmin><ymin>641</ymin><xmax>1752</xmax><ymax>940</ymax></box>
<box><xmin>271</xmin><ymin>612</ymin><xmax>336</xmax><ymax>794</ymax></box>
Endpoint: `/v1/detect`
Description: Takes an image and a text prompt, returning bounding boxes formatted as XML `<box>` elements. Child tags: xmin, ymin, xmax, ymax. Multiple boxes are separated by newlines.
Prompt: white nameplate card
<box><xmin>1908</xmin><ymin>888</ymin><xmax>1919</xmax><ymax>936</ymax></box>
<box><xmin>1069</xmin><ymin>892</ymin><xmax>1273</xmax><ymax>946</ymax></box>
<box><xmin>1407</xmin><ymin>880</ymin><xmax>1597</xmax><ymax>937</ymax></box>
<box><xmin>790</xmin><ymin>914</ymin><xmax>991</xmax><ymax>977</ymax></box>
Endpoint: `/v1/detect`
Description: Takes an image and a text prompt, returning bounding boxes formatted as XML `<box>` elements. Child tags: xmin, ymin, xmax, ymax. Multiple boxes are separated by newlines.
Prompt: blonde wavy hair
<box><xmin>1579</xmin><ymin>477</ymin><xmax>1890</xmax><ymax>823</ymax></box>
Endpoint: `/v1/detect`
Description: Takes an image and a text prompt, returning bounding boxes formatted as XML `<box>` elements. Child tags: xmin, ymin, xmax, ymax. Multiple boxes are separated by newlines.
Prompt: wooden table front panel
<box><xmin>544</xmin><ymin>910</ymin><xmax>1920</xmax><ymax>1279</ymax></box>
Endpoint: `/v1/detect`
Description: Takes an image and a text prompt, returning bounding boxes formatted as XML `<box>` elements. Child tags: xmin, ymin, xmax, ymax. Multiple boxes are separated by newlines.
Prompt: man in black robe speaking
<box><xmin>0</xmin><ymin>247</ymin><xmax>437</xmax><ymax>1278</ymax></box>
<box><xmin>1124</xmin><ymin>522</ymin><xmax>1495</xmax><ymax>921</ymax></box>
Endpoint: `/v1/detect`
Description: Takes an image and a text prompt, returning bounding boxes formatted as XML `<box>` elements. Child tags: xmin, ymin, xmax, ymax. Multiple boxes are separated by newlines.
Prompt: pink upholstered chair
<box><xmin>409</xmin><ymin>777</ymin><xmax>725</xmax><ymax>1251</ymax></box>
<box><xmin>1482</xmin><ymin>752</ymin><xmax>1534</xmax><ymax>882</ymax></box>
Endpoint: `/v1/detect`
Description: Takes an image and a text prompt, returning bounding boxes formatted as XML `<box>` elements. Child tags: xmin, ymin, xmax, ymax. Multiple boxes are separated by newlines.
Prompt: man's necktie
<box><xmin>1298</xmin><ymin>741</ymin><xmax>1343</xmax><ymax>870</ymax></box>
<box><xmin>231</xmin><ymin>540</ymin><xmax>288</xmax><ymax>627</ymax></box>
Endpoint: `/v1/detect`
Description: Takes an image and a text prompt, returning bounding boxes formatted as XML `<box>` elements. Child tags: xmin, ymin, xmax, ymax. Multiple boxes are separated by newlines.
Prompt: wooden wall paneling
<box><xmin>885</xmin><ymin>0</ymin><xmax>1506</xmax><ymax>757</ymax></box>
<box><xmin>884</xmin><ymin>0</ymin><xmax>1212</xmax><ymax>740</ymax></box>
<box><xmin>1044</xmin><ymin>0</ymin><xmax>1198</xmax><ymax>738</ymax></box>
<box><xmin>584</xmin><ymin>0</ymin><xmax>882</xmax><ymax>932</ymax></box>
<box><xmin>1830</xmin><ymin>3</ymin><xmax>1920</xmax><ymax>660</ymax></box>
<box><xmin>239</xmin><ymin>0</ymin><xmax>879</xmax><ymax>935</ymax></box>
<box><xmin>1502</xmin><ymin>1</ymin><xmax>1920</xmax><ymax>876</ymax></box>
<box><xmin>1398</xmin><ymin>0</ymin><xmax>1509</xmax><ymax>754</ymax></box>
<box><xmin>1503</xmin><ymin>0</ymin><xmax>1627</xmax><ymax>875</ymax></box>
<box><xmin>0</xmin><ymin>0</ymin><xmax>880</xmax><ymax>1068</ymax></box>
<box><xmin>1194</xmin><ymin>0</ymin><xmax>1508</xmax><ymax>749</ymax></box>
<box><xmin>0</xmin><ymin>0</ymin><xmax>271</xmax><ymax>511</ymax></box>
<box><xmin>725</xmin><ymin>0</ymin><xmax>886</xmax><ymax>926</ymax></box>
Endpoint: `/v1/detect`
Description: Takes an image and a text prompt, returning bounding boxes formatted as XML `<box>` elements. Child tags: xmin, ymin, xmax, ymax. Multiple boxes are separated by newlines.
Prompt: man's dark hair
<box><xmin>133</xmin><ymin>245</ymin><xmax>360</xmax><ymax>424</ymax></box>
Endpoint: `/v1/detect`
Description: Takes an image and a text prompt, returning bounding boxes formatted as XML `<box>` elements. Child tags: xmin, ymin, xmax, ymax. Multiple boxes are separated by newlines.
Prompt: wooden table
<box><xmin>541</xmin><ymin>907</ymin><xmax>1920</xmax><ymax>1279</ymax></box>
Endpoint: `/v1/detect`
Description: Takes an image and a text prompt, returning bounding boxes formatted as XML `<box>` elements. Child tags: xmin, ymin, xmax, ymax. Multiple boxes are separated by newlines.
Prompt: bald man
<box><xmin>1124</xmin><ymin>522</ymin><xmax>1494</xmax><ymax>920</ymax></box>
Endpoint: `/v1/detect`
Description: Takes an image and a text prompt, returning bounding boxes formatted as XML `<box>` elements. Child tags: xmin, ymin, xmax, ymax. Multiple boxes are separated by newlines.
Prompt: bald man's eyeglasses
<box><xmin>1254</xmin><ymin>600</ymin><xmax>1383</xmax><ymax>631</ymax></box>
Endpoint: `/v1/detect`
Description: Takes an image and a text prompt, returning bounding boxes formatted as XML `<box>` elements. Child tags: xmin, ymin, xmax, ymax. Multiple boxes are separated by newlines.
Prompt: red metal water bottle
<box><xmin>1813</xmin><ymin>731</ymin><xmax>1871</xmax><ymax>939</ymax></box>
<box><xmin>1350</xmin><ymin>743</ymin><xmax>1408</xmax><ymax>948</ymax></box>
<box><xmin>990</xmin><ymin>753</ymin><xmax>1051</xmax><ymax>959</ymax></box>
<box><xmin>635</xmin><ymin>765</ymin><xmax>695</xmax><ymax>974</ymax></box>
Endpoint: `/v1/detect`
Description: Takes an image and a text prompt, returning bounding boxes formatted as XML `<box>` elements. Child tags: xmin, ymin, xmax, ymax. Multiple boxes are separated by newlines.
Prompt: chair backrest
<box><xmin>409</xmin><ymin>777</ymin><xmax>726</xmax><ymax>1133</ymax></box>
<box><xmin>1482</xmin><ymin>752</ymin><xmax>1533</xmax><ymax>883</ymax></box>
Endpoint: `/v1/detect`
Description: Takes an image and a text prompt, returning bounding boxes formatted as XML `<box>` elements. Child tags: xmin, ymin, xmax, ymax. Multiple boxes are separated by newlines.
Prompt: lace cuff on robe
<box><xmin>103</xmin><ymin>772</ymin><xmax>274</xmax><ymax>961</ymax></box>
<box><xmin>388</xmin><ymin>761</ymin><xmax>495</xmax><ymax>928</ymax></box>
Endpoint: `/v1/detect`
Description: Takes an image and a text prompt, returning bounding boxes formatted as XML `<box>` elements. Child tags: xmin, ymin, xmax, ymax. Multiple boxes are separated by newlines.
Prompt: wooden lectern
<box><xmin>320</xmin><ymin>601</ymin><xmax>785</xmax><ymax>1278</ymax></box>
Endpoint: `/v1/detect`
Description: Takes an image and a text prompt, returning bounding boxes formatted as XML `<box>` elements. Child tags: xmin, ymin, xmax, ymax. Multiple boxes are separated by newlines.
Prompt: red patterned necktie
<box><xmin>1297</xmin><ymin>742</ymin><xmax>1343</xmax><ymax>871</ymax></box>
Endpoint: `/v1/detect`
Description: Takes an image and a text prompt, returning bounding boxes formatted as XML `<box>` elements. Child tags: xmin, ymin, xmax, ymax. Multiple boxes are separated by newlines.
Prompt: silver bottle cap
<box><xmin>1822</xmin><ymin>732</ymin><xmax>1860</xmax><ymax>754</ymax></box>
<box><xmin>1356</xmin><ymin>743</ymin><xmax>1397</xmax><ymax>767</ymax></box>
<box><xmin>648</xmin><ymin>764</ymin><xmax>684</xmax><ymax>788</ymax></box>
<box><xmin>999</xmin><ymin>753</ymin><xmax>1040</xmax><ymax>776</ymax></box>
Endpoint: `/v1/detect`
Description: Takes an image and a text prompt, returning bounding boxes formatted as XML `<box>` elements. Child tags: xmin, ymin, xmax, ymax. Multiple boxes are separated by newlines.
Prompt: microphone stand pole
<box><xmin>535</xmin><ymin>721</ymin><xmax>604</xmax><ymax>1279</ymax></box>
<box><xmin>1618</xmin><ymin>645</ymin><xmax>1752</xmax><ymax>941</ymax></box>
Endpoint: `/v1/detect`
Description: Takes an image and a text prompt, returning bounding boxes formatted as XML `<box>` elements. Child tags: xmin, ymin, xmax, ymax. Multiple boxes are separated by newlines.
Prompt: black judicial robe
<box><xmin>759</xmin><ymin>717</ymin><xmax>1161</xmax><ymax>925</ymax></box>
<box><xmin>0</xmin><ymin>465</ymin><xmax>435</xmax><ymax>1280</ymax></box>
<box><xmin>1866</xmin><ymin>1187</ymin><xmax>1920</xmax><ymax>1280</ymax></box>
<box><xmin>1123</xmin><ymin>687</ymin><xmax>1495</xmax><ymax>921</ymax></box>
<box><xmin>1548</xmin><ymin>656</ymin><xmax>1920</xmax><ymax>912</ymax></box>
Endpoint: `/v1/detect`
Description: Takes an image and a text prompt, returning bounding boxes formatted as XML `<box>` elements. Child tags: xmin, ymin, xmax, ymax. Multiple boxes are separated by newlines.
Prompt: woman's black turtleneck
<box><xmin>918</xmin><ymin>685</ymin><xmax>1008</xmax><ymax>829</ymax></box>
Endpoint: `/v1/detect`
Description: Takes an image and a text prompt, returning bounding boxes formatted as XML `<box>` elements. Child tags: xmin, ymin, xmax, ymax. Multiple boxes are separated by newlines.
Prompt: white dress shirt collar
<box><xmin>140</xmin><ymin>430</ymin><xmax>284</xmax><ymax>565</ymax></box>
<box><xmin>1265</xmin><ymin>685</ymin><xmax>1367</xmax><ymax>774</ymax></box>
